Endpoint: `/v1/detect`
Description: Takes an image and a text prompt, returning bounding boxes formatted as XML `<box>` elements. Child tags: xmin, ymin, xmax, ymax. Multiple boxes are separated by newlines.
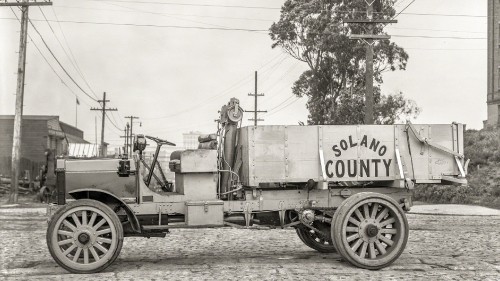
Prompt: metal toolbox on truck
<box><xmin>185</xmin><ymin>200</ymin><xmax>224</xmax><ymax>226</ymax></box>
<box><xmin>238</xmin><ymin>123</ymin><xmax>466</xmax><ymax>187</ymax></box>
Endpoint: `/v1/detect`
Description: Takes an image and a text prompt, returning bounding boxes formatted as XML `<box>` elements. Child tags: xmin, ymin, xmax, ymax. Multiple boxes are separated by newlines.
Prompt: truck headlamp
<box><xmin>134</xmin><ymin>134</ymin><xmax>147</xmax><ymax>152</ymax></box>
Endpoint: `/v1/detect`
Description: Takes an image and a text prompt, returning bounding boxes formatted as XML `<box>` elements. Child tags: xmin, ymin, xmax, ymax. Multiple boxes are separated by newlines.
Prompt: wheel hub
<box><xmin>365</xmin><ymin>224</ymin><xmax>378</xmax><ymax>238</ymax></box>
<box><xmin>73</xmin><ymin>225</ymin><xmax>97</xmax><ymax>248</ymax></box>
<box><xmin>300</xmin><ymin>209</ymin><xmax>316</xmax><ymax>224</ymax></box>
<box><xmin>358</xmin><ymin>218</ymin><xmax>380</xmax><ymax>242</ymax></box>
<box><xmin>78</xmin><ymin>233</ymin><xmax>90</xmax><ymax>245</ymax></box>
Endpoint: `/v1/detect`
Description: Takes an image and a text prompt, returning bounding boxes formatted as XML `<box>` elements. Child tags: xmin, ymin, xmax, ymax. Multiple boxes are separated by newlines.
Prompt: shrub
<box><xmin>464</xmin><ymin>129</ymin><xmax>500</xmax><ymax>168</ymax></box>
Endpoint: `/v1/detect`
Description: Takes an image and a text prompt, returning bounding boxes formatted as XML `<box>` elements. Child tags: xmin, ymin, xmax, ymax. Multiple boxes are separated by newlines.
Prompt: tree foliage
<box><xmin>269</xmin><ymin>0</ymin><xmax>420</xmax><ymax>125</ymax></box>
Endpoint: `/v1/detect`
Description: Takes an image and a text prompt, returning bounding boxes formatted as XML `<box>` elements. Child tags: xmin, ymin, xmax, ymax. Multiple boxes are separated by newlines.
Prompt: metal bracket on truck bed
<box><xmin>454</xmin><ymin>156</ymin><xmax>466</xmax><ymax>177</ymax></box>
<box><xmin>395</xmin><ymin>147</ymin><xmax>414</xmax><ymax>189</ymax></box>
<box><xmin>406</xmin><ymin>122</ymin><xmax>464</xmax><ymax>159</ymax></box>
<box><xmin>406</xmin><ymin>122</ymin><xmax>468</xmax><ymax>178</ymax></box>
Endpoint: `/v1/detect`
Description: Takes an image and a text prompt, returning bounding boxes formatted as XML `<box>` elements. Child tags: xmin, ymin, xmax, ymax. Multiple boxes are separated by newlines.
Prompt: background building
<box><xmin>182</xmin><ymin>131</ymin><xmax>203</xmax><ymax>149</ymax></box>
<box><xmin>142</xmin><ymin>145</ymin><xmax>179</xmax><ymax>183</ymax></box>
<box><xmin>0</xmin><ymin>115</ymin><xmax>89</xmax><ymax>176</ymax></box>
<box><xmin>487</xmin><ymin>0</ymin><xmax>500</xmax><ymax>127</ymax></box>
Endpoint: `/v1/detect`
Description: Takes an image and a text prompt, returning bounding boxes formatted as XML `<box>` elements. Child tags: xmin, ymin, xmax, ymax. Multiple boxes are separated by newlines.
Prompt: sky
<box><xmin>0</xmin><ymin>0</ymin><xmax>488</xmax><ymax>151</ymax></box>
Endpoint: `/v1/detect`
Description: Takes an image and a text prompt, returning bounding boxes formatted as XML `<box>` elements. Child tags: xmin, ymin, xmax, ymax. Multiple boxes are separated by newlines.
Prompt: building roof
<box><xmin>66</xmin><ymin>134</ymin><xmax>90</xmax><ymax>144</ymax></box>
<box><xmin>59</xmin><ymin>121</ymin><xmax>80</xmax><ymax>132</ymax></box>
<box><xmin>0</xmin><ymin>115</ymin><xmax>89</xmax><ymax>143</ymax></box>
<box><xmin>59</xmin><ymin>121</ymin><xmax>84</xmax><ymax>139</ymax></box>
<box><xmin>0</xmin><ymin>115</ymin><xmax>59</xmax><ymax>120</ymax></box>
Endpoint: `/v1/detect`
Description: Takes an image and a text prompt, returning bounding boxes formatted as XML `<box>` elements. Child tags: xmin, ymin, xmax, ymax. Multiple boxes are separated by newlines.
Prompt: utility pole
<box><xmin>344</xmin><ymin>0</ymin><xmax>396</xmax><ymax>125</ymax></box>
<box><xmin>94</xmin><ymin>116</ymin><xmax>98</xmax><ymax>155</ymax></box>
<box><xmin>120</xmin><ymin>123</ymin><xmax>130</xmax><ymax>156</ymax></box>
<box><xmin>125</xmin><ymin>116</ymin><xmax>139</xmax><ymax>153</ymax></box>
<box><xmin>90</xmin><ymin>92</ymin><xmax>117</xmax><ymax>157</ymax></box>
<box><xmin>75</xmin><ymin>98</ymin><xmax>79</xmax><ymax>127</ymax></box>
<box><xmin>245</xmin><ymin>71</ymin><xmax>267</xmax><ymax>126</ymax></box>
<box><xmin>2</xmin><ymin>0</ymin><xmax>53</xmax><ymax>203</ymax></box>
<box><xmin>125</xmin><ymin>123</ymin><xmax>129</xmax><ymax>155</ymax></box>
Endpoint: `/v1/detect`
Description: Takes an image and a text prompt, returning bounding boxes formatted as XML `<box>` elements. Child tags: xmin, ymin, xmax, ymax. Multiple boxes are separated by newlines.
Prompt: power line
<box><xmin>56</xmin><ymin>3</ymin><xmax>487</xmax><ymax>20</ymax></box>
<box><xmin>0</xmin><ymin>17</ymin><xmax>488</xmax><ymax>37</ymax></box>
<box><xmin>143</xmin><ymin>120</ymin><xmax>214</xmax><ymax>134</ymax></box>
<box><xmin>38</xmin><ymin>7</ymin><xmax>99</xmax><ymax>100</ymax></box>
<box><xmin>392</xmin><ymin>34</ymin><xmax>486</xmax><ymax>40</ymax></box>
<box><xmin>111</xmin><ymin>111</ymin><xmax>125</xmax><ymax>127</ymax></box>
<box><xmin>258</xmin><ymin>56</ymin><xmax>289</xmax><ymax>85</ymax></box>
<box><xmin>141</xmin><ymin>74</ymin><xmax>253</xmax><ymax>120</ymax></box>
<box><xmin>142</xmin><ymin>52</ymin><xmax>285</xmax><ymax>120</ymax></box>
<box><xmin>388</xmin><ymin>26</ymin><xmax>486</xmax><ymax>34</ymax></box>
<box><xmin>55</xmin><ymin>4</ymin><xmax>274</xmax><ymax>22</ymax></box>
<box><xmin>81</xmin><ymin>0</ymin><xmax>491</xmax><ymax>19</ymax></box>
<box><xmin>27</xmin><ymin>18</ymin><xmax>99</xmax><ymax>102</ymax></box>
<box><xmin>405</xmin><ymin>47</ymin><xmax>486</xmax><ymax>51</ymax></box>
<box><xmin>401</xmin><ymin>12</ymin><xmax>486</xmax><ymax>18</ymax></box>
<box><xmin>89</xmin><ymin>0</ymin><xmax>280</xmax><ymax>10</ymax></box>
<box><xmin>269</xmin><ymin>96</ymin><xmax>296</xmax><ymax>113</ymax></box>
<box><xmin>107</xmin><ymin>112</ymin><xmax>123</xmax><ymax>131</ymax></box>
<box><xmin>264</xmin><ymin>97</ymin><xmax>301</xmax><ymax>118</ymax></box>
<box><xmin>49</xmin><ymin>6</ymin><xmax>100</xmax><ymax>99</ymax></box>
<box><xmin>393</xmin><ymin>0</ymin><xmax>416</xmax><ymax>19</ymax></box>
<box><xmin>104</xmin><ymin>1</ymin><xmax>232</xmax><ymax>30</ymax></box>
<box><xmin>31</xmin><ymin>40</ymin><xmax>91</xmax><ymax>106</ymax></box>
<box><xmin>260</xmin><ymin>62</ymin><xmax>305</xmax><ymax>113</ymax></box>
<box><xmin>32</xmin><ymin>18</ymin><xmax>268</xmax><ymax>32</ymax></box>
<box><xmin>261</xmin><ymin>61</ymin><xmax>301</xmax><ymax>101</ymax></box>
<box><xmin>10</xmin><ymin>7</ymin><xmax>91</xmax><ymax>108</ymax></box>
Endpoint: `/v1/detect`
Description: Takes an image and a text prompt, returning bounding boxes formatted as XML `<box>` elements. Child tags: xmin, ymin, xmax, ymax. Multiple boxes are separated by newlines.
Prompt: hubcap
<box><xmin>78</xmin><ymin>233</ymin><xmax>90</xmax><ymax>245</ymax></box>
<box><xmin>365</xmin><ymin>224</ymin><xmax>378</xmax><ymax>238</ymax></box>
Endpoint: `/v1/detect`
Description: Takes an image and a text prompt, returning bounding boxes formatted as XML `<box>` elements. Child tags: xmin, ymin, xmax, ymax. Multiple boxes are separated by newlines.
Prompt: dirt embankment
<box><xmin>414</xmin><ymin>128</ymin><xmax>500</xmax><ymax>210</ymax></box>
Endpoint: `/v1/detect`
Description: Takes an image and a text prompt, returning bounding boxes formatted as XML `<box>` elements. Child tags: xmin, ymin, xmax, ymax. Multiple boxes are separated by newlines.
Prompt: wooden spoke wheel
<box><xmin>47</xmin><ymin>199</ymin><xmax>124</xmax><ymax>273</ymax></box>
<box><xmin>296</xmin><ymin>221</ymin><xmax>337</xmax><ymax>253</ymax></box>
<box><xmin>331</xmin><ymin>192</ymin><xmax>409</xmax><ymax>270</ymax></box>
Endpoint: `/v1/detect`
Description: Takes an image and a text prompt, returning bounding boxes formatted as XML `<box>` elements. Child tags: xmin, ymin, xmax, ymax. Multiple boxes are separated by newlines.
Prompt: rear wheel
<box><xmin>289</xmin><ymin>211</ymin><xmax>336</xmax><ymax>253</ymax></box>
<box><xmin>296</xmin><ymin>221</ymin><xmax>336</xmax><ymax>253</ymax></box>
<box><xmin>331</xmin><ymin>192</ymin><xmax>408</xmax><ymax>270</ymax></box>
<box><xmin>47</xmin><ymin>199</ymin><xmax>124</xmax><ymax>273</ymax></box>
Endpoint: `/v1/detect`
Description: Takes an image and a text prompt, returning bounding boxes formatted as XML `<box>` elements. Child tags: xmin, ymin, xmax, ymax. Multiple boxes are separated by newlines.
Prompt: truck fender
<box><xmin>69</xmin><ymin>188</ymin><xmax>141</xmax><ymax>233</ymax></box>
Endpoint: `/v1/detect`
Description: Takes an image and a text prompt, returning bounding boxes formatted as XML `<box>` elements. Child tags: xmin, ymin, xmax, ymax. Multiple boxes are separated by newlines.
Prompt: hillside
<box><xmin>414</xmin><ymin>128</ymin><xmax>500</xmax><ymax>209</ymax></box>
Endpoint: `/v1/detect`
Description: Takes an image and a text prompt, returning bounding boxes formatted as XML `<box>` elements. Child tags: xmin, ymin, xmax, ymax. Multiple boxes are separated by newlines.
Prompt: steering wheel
<box><xmin>145</xmin><ymin>135</ymin><xmax>176</xmax><ymax>146</ymax></box>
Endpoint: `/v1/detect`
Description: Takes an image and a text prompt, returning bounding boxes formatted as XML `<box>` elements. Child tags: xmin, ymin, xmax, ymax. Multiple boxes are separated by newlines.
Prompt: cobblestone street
<box><xmin>1</xmin><ymin>209</ymin><xmax>499</xmax><ymax>280</ymax></box>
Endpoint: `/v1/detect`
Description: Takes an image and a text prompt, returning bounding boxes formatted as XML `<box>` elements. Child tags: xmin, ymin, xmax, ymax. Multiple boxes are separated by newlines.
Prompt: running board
<box><xmin>142</xmin><ymin>224</ymin><xmax>224</xmax><ymax>230</ymax></box>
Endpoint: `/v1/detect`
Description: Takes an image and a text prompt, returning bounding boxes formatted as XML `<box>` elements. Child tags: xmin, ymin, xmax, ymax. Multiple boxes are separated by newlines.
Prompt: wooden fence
<box><xmin>0</xmin><ymin>157</ymin><xmax>43</xmax><ymax>180</ymax></box>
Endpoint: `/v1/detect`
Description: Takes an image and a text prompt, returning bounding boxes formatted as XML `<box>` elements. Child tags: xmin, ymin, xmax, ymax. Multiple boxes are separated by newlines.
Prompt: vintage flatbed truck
<box><xmin>46</xmin><ymin>98</ymin><xmax>468</xmax><ymax>273</ymax></box>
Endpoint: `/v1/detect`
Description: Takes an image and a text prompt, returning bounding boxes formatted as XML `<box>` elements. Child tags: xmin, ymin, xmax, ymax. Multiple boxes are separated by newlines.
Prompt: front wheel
<box><xmin>331</xmin><ymin>192</ymin><xmax>409</xmax><ymax>270</ymax></box>
<box><xmin>47</xmin><ymin>199</ymin><xmax>124</xmax><ymax>273</ymax></box>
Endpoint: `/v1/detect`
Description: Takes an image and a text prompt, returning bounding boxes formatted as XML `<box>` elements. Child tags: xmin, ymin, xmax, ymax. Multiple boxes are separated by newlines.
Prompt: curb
<box><xmin>408</xmin><ymin>211</ymin><xmax>500</xmax><ymax>217</ymax></box>
<box><xmin>0</xmin><ymin>208</ymin><xmax>46</xmax><ymax>215</ymax></box>
<box><xmin>408</xmin><ymin>204</ymin><xmax>500</xmax><ymax>217</ymax></box>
